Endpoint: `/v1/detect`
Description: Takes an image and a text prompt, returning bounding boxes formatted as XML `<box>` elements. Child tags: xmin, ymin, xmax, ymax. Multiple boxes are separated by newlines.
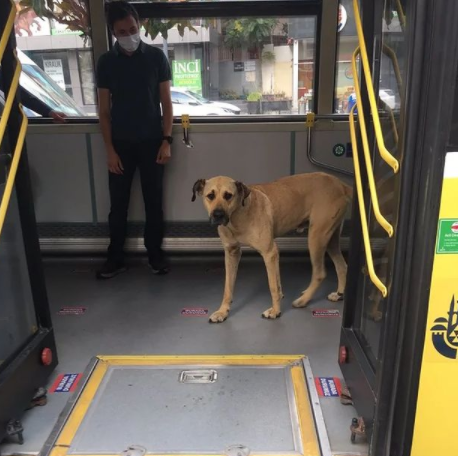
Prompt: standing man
<box><xmin>96</xmin><ymin>1</ymin><xmax>173</xmax><ymax>279</ymax></box>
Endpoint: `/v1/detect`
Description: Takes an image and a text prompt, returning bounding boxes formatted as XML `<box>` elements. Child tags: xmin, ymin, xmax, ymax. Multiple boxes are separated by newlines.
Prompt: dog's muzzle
<box><xmin>210</xmin><ymin>209</ymin><xmax>229</xmax><ymax>226</ymax></box>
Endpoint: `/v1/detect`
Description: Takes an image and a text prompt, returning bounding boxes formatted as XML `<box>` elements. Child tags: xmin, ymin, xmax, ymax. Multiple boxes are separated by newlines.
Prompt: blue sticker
<box><xmin>315</xmin><ymin>377</ymin><xmax>342</xmax><ymax>397</ymax></box>
<box><xmin>50</xmin><ymin>373</ymin><xmax>82</xmax><ymax>393</ymax></box>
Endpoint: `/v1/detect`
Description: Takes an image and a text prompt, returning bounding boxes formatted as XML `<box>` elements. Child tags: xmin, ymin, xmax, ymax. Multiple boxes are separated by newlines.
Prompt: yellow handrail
<box><xmin>0</xmin><ymin>0</ymin><xmax>29</xmax><ymax>238</ymax></box>
<box><xmin>0</xmin><ymin>105</ymin><xmax>28</xmax><ymax>238</ymax></box>
<box><xmin>353</xmin><ymin>0</ymin><xmax>399</xmax><ymax>174</ymax></box>
<box><xmin>349</xmin><ymin>104</ymin><xmax>388</xmax><ymax>297</ymax></box>
<box><xmin>0</xmin><ymin>2</ymin><xmax>15</xmax><ymax>63</ymax></box>
<box><xmin>382</xmin><ymin>44</ymin><xmax>402</xmax><ymax>96</ymax></box>
<box><xmin>352</xmin><ymin>47</ymin><xmax>394</xmax><ymax>237</ymax></box>
<box><xmin>379</xmin><ymin>98</ymin><xmax>399</xmax><ymax>147</ymax></box>
<box><xmin>0</xmin><ymin>54</ymin><xmax>21</xmax><ymax>144</ymax></box>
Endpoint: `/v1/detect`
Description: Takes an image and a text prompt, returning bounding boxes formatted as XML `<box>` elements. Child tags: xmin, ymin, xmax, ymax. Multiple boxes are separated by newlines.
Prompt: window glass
<box><xmin>171</xmin><ymin>90</ymin><xmax>195</xmax><ymax>104</ymax></box>
<box><xmin>20</xmin><ymin>60</ymin><xmax>85</xmax><ymax>116</ymax></box>
<box><xmin>78</xmin><ymin>50</ymin><xmax>97</xmax><ymax>110</ymax></box>
<box><xmin>334</xmin><ymin>0</ymin><xmax>358</xmax><ymax>113</ymax></box>
<box><xmin>13</xmin><ymin>0</ymin><xmax>94</xmax><ymax>117</ymax></box>
<box><xmin>113</xmin><ymin>15</ymin><xmax>317</xmax><ymax>117</ymax></box>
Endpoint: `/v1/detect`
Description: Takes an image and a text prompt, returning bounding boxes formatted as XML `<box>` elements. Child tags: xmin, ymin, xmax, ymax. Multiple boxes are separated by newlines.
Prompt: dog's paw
<box><xmin>209</xmin><ymin>310</ymin><xmax>229</xmax><ymax>323</ymax></box>
<box><xmin>292</xmin><ymin>295</ymin><xmax>310</xmax><ymax>308</ymax></box>
<box><xmin>327</xmin><ymin>292</ymin><xmax>344</xmax><ymax>302</ymax></box>
<box><xmin>262</xmin><ymin>308</ymin><xmax>282</xmax><ymax>319</ymax></box>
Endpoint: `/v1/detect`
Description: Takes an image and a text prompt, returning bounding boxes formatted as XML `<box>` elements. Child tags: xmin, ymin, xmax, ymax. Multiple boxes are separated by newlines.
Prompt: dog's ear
<box><xmin>235</xmin><ymin>181</ymin><xmax>251</xmax><ymax>206</ymax></box>
<box><xmin>191</xmin><ymin>179</ymin><xmax>206</xmax><ymax>202</ymax></box>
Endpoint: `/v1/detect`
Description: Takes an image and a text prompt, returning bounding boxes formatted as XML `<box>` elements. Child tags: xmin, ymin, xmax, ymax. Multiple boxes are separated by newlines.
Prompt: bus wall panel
<box><xmin>26</xmin><ymin>133</ymin><xmax>93</xmax><ymax>223</ymax></box>
<box><xmin>26</xmin><ymin>127</ymin><xmax>353</xmax><ymax>225</ymax></box>
<box><xmin>92</xmin><ymin>131</ymin><xmax>291</xmax><ymax>223</ymax></box>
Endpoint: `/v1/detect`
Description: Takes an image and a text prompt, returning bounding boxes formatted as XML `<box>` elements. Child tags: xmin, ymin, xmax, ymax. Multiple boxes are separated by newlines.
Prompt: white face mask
<box><xmin>117</xmin><ymin>32</ymin><xmax>141</xmax><ymax>53</ymax></box>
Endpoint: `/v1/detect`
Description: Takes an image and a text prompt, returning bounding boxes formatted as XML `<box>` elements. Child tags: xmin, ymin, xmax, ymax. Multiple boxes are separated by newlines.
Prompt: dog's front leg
<box><xmin>261</xmin><ymin>243</ymin><xmax>283</xmax><ymax>319</ymax></box>
<box><xmin>209</xmin><ymin>244</ymin><xmax>241</xmax><ymax>323</ymax></box>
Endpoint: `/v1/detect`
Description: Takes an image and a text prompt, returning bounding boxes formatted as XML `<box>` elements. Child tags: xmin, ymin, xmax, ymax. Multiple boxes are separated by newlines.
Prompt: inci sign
<box><xmin>172</xmin><ymin>59</ymin><xmax>202</xmax><ymax>94</ymax></box>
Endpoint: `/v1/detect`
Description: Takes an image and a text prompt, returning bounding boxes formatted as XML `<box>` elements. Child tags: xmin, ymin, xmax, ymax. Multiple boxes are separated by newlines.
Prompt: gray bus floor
<box><xmin>1</xmin><ymin>255</ymin><xmax>368</xmax><ymax>456</ymax></box>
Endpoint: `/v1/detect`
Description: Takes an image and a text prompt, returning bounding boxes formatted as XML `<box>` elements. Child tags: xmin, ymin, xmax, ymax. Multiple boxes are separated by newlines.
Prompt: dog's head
<box><xmin>192</xmin><ymin>176</ymin><xmax>251</xmax><ymax>226</ymax></box>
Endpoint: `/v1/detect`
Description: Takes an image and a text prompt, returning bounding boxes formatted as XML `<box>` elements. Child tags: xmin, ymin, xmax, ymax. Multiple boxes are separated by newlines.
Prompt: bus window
<box><xmin>19</xmin><ymin>62</ymin><xmax>86</xmax><ymax>117</ymax></box>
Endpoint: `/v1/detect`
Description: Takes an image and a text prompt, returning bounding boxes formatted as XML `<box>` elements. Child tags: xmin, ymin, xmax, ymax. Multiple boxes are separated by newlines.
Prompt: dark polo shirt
<box><xmin>96</xmin><ymin>41</ymin><xmax>171</xmax><ymax>141</ymax></box>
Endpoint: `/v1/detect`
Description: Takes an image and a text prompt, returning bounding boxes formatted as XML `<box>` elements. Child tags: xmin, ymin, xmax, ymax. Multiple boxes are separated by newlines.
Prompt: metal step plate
<box><xmin>42</xmin><ymin>356</ymin><xmax>327</xmax><ymax>456</ymax></box>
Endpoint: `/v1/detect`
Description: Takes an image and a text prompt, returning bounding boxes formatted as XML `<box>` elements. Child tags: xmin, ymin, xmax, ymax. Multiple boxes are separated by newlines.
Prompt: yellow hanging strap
<box><xmin>181</xmin><ymin>114</ymin><xmax>193</xmax><ymax>148</ymax></box>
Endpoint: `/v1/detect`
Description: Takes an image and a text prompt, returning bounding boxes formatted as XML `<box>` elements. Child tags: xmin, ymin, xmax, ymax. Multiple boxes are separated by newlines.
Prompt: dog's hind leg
<box><xmin>326</xmin><ymin>224</ymin><xmax>348</xmax><ymax>302</ymax></box>
<box><xmin>261</xmin><ymin>242</ymin><xmax>283</xmax><ymax>319</ymax></box>
<box><xmin>293</xmin><ymin>221</ymin><xmax>331</xmax><ymax>308</ymax></box>
<box><xmin>209</xmin><ymin>243</ymin><xmax>241</xmax><ymax>323</ymax></box>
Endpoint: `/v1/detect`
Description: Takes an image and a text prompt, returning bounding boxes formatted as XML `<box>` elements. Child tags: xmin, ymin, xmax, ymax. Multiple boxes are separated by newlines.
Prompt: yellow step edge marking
<box><xmin>51</xmin><ymin>361</ymin><xmax>109</xmax><ymax>455</ymax></box>
<box><xmin>291</xmin><ymin>366</ymin><xmax>320</xmax><ymax>456</ymax></box>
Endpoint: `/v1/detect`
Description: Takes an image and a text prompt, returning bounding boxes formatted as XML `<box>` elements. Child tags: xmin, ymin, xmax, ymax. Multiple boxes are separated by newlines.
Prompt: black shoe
<box><xmin>96</xmin><ymin>260</ymin><xmax>127</xmax><ymax>279</ymax></box>
<box><xmin>149</xmin><ymin>251</ymin><xmax>169</xmax><ymax>275</ymax></box>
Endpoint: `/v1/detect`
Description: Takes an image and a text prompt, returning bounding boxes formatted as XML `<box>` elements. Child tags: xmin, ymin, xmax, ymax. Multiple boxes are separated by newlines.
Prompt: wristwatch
<box><xmin>163</xmin><ymin>136</ymin><xmax>173</xmax><ymax>144</ymax></box>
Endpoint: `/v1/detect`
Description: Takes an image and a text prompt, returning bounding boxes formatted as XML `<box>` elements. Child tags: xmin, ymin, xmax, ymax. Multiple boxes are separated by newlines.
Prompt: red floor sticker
<box><xmin>181</xmin><ymin>308</ymin><xmax>209</xmax><ymax>317</ymax></box>
<box><xmin>315</xmin><ymin>377</ymin><xmax>342</xmax><ymax>397</ymax></box>
<box><xmin>57</xmin><ymin>307</ymin><xmax>86</xmax><ymax>315</ymax></box>
<box><xmin>312</xmin><ymin>309</ymin><xmax>340</xmax><ymax>317</ymax></box>
<box><xmin>49</xmin><ymin>373</ymin><xmax>82</xmax><ymax>393</ymax></box>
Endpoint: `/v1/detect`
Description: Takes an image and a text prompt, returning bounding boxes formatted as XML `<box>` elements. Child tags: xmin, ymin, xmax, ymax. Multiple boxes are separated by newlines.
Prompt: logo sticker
<box><xmin>436</xmin><ymin>219</ymin><xmax>458</xmax><ymax>254</ymax></box>
<box><xmin>315</xmin><ymin>377</ymin><xmax>342</xmax><ymax>397</ymax></box>
<box><xmin>431</xmin><ymin>295</ymin><xmax>458</xmax><ymax>359</ymax></box>
<box><xmin>312</xmin><ymin>309</ymin><xmax>340</xmax><ymax>317</ymax></box>
<box><xmin>181</xmin><ymin>308</ymin><xmax>209</xmax><ymax>317</ymax></box>
<box><xmin>333</xmin><ymin>143</ymin><xmax>346</xmax><ymax>157</ymax></box>
<box><xmin>57</xmin><ymin>307</ymin><xmax>86</xmax><ymax>315</ymax></box>
<box><xmin>49</xmin><ymin>373</ymin><xmax>82</xmax><ymax>393</ymax></box>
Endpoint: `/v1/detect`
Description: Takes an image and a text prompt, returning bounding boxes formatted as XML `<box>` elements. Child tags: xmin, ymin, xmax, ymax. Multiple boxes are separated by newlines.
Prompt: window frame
<box><xmin>114</xmin><ymin>0</ymin><xmax>323</xmax><ymax>121</ymax></box>
<box><xmin>30</xmin><ymin>0</ymin><xmax>346</xmax><ymax>124</ymax></box>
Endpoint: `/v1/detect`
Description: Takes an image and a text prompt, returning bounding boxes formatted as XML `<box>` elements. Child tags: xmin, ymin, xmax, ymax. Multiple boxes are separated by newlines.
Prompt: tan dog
<box><xmin>192</xmin><ymin>173</ymin><xmax>353</xmax><ymax>323</ymax></box>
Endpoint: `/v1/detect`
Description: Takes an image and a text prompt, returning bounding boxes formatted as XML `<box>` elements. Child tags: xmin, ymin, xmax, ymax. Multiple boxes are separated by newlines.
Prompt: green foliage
<box><xmin>18</xmin><ymin>0</ymin><xmax>199</xmax><ymax>43</ymax></box>
<box><xmin>19</xmin><ymin>0</ymin><xmax>90</xmax><ymax>41</ymax></box>
<box><xmin>219</xmin><ymin>89</ymin><xmax>239</xmax><ymax>100</ymax></box>
<box><xmin>247</xmin><ymin>91</ymin><xmax>262</xmax><ymax>102</ymax></box>
<box><xmin>223</xmin><ymin>18</ymin><xmax>278</xmax><ymax>53</ymax></box>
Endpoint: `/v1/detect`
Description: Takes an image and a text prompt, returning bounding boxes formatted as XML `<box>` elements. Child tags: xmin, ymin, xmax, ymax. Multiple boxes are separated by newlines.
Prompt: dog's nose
<box><xmin>212</xmin><ymin>209</ymin><xmax>225</xmax><ymax>219</ymax></box>
<box><xmin>211</xmin><ymin>209</ymin><xmax>228</xmax><ymax>225</ymax></box>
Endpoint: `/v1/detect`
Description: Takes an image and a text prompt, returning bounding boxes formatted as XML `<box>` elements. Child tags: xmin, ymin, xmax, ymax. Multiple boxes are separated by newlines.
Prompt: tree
<box><xmin>17</xmin><ymin>0</ymin><xmax>90</xmax><ymax>42</ymax></box>
<box><xmin>17</xmin><ymin>0</ymin><xmax>198</xmax><ymax>44</ymax></box>
<box><xmin>224</xmin><ymin>18</ymin><xmax>278</xmax><ymax>59</ymax></box>
<box><xmin>223</xmin><ymin>18</ymin><xmax>278</xmax><ymax>92</ymax></box>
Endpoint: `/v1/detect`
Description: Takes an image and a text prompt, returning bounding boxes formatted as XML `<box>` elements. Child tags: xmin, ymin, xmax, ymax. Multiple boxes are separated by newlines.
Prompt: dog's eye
<box><xmin>224</xmin><ymin>192</ymin><xmax>233</xmax><ymax>201</ymax></box>
<box><xmin>207</xmin><ymin>193</ymin><xmax>215</xmax><ymax>201</ymax></box>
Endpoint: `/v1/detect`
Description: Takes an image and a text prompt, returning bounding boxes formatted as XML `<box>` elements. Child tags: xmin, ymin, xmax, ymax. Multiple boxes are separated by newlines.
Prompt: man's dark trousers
<box><xmin>107</xmin><ymin>138</ymin><xmax>164</xmax><ymax>265</ymax></box>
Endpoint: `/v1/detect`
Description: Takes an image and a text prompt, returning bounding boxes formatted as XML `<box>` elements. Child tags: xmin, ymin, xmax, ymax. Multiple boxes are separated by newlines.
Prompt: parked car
<box><xmin>346</xmin><ymin>88</ymin><xmax>396</xmax><ymax>113</ymax></box>
<box><xmin>13</xmin><ymin>49</ymin><xmax>86</xmax><ymax>117</ymax></box>
<box><xmin>379</xmin><ymin>88</ymin><xmax>396</xmax><ymax>109</ymax></box>
<box><xmin>171</xmin><ymin>87</ymin><xmax>240</xmax><ymax>116</ymax></box>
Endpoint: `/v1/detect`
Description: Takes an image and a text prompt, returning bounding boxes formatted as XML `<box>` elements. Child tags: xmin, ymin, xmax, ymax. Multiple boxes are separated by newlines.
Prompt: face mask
<box><xmin>117</xmin><ymin>32</ymin><xmax>141</xmax><ymax>53</ymax></box>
